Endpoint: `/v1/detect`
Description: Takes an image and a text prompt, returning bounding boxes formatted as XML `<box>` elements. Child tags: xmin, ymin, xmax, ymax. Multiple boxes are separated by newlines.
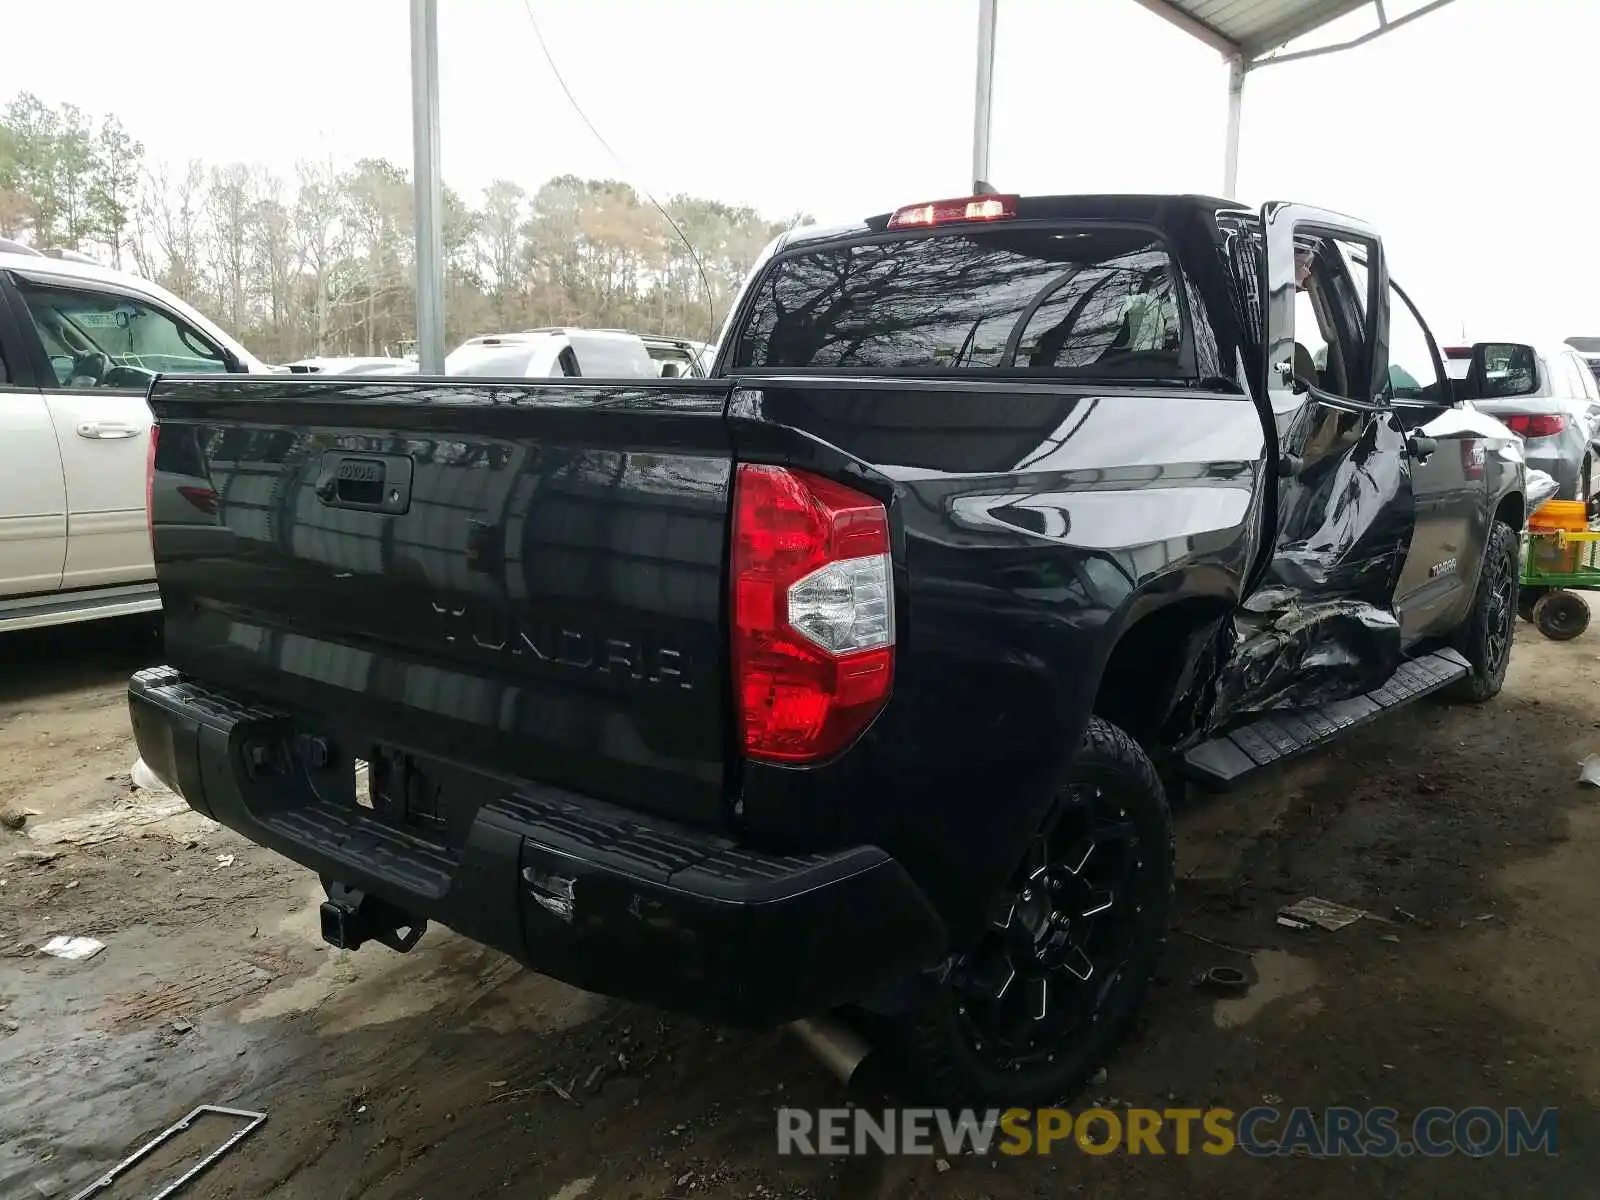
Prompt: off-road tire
<box><xmin>1445</xmin><ymin>519</ymin><xmax>1519</xmax><ymax>703</ymax></box>
<box><xmin>891</xmin><ymin>716</ymin><xmax>1173</xmax><ymax>1106</ymax></box>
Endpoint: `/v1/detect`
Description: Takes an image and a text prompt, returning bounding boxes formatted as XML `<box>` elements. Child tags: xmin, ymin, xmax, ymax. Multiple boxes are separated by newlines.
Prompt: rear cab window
<box><xmin>731</xmin><ymin>224</ymin><xmax>1194</xmax><ymax>381</ymax></box>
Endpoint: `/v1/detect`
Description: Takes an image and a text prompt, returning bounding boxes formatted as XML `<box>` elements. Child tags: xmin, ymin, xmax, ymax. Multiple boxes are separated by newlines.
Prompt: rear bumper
<box><xmin>128</xmin><ymin>667</ymin><xmax>946</xmax><ymax>1027</ymax></box>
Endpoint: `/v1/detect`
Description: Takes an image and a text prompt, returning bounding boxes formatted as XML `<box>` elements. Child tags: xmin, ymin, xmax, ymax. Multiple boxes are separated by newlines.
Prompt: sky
<box><xmin>7</xmin><ymin>0</ymin><xmax>1597</xmax><ymax>346</ymax></box>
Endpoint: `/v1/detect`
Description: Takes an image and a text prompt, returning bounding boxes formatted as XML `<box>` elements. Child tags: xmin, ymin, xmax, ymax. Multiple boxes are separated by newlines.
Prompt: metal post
<box><xmin>410</xmin><ymin>0</ymin><xmax>445</xmax><ymax>374</ymax></box>
<box><xmin>971</xmin><ymin>0</ymin><xmax>998</xmax><ymax>191</ymax></box>
<box><xmin>1222</xmin><ymin>54</ymin><xmax>1246</xmax><ymax>198</ymax></box>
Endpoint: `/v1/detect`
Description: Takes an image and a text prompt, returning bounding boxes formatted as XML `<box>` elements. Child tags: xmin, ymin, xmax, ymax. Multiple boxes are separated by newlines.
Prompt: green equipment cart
<box><xmin>1520</xmin><ymin>527</ymin><xmax>1600</xmax><ymax>640</ymax></box>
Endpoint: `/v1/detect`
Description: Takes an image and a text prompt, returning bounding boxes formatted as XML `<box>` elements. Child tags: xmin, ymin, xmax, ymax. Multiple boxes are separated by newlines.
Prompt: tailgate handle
<box><xmin>315</xmin><ymin>452</ymin><xmax>414</xmax><ymax>514</ymax></box>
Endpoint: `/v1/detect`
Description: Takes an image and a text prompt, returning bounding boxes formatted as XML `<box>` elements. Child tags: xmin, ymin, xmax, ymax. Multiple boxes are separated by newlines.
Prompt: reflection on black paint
<box><xmin>140</xmin><ymin>192</ymin><xmax>1526</xmax><ymax>953</ymax></box>
<box><xmin>150</xmin><ymin>379</ymin><xmax>735</xmax><ymax>826</ymax></box>
<box><xmin>735</xmin><ymin>225</ymin><xmax>1189</xmax><ymax>380</ymax></box>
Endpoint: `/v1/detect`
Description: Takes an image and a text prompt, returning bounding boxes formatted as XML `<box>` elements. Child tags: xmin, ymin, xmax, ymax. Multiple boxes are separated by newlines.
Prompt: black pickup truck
<box><xmin>130</xmin><ymin>194</ymin><xmax>1527</xmax><ymax>1103</ymax></box>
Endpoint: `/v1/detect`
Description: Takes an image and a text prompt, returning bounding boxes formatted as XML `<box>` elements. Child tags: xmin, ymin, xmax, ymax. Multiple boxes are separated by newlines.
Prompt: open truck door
<box><xmin>1214</xmin><ymin>202</ymin><xmax>1417</xmax><ymax>720</ymax></box>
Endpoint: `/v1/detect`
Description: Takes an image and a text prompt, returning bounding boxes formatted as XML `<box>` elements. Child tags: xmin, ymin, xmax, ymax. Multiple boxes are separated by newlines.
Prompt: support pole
<box><xmin>410</xmin><ymin>0</ymin><xmax>445</xmax><ymax>374</ymax></box>
<box><xmin>971</xmin><ymin>0</ymin><xmax>997</xmax><ymax>191</ymax></box>
<box><xmin>1222</xmin><ymin>54</ymin><xmax>1246</xmax><ymax>198</ymax></box>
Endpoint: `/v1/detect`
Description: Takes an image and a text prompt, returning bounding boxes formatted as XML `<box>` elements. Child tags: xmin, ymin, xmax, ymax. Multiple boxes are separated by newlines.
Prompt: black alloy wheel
<box><xmin>1483</xmin><ymin>538</ymin><xmax>1516</xmax><ymax>674</ymax></box>
<box><xmin>895</xmin><ymin>717</ymin><xmax>1172</xmax><ymax>1105</ymax></box>
<box><xmin>953</xmin><ymin>782</ymin><xmax>1142</xmax><ymax>1070</ymax></box>
<box><xmin>1446</xmin><ymin>520</ymin><xmax>1519</xmax><ymax>703</ymax></box>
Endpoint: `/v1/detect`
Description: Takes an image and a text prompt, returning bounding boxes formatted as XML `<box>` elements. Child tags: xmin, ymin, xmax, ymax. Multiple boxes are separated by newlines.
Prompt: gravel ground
<box><xmin>1</xmin><ymin>615</ymin><xmax>1597</xmax><ymax>1199</ymax></box>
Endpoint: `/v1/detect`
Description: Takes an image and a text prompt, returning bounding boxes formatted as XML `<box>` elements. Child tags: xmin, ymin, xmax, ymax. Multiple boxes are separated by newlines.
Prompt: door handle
<box><xmin>76</xmin><ymin>421</ymin><xmax>142</xmax><ymax>440</ymax></box>
<box><xmin>1406</xmin><ymin>433</ymin><xmax>1438</xmax><ymax>463</ymax></box>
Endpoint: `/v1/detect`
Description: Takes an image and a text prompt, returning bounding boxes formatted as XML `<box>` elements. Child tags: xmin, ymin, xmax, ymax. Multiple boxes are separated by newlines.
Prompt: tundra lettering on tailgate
<box><xmin>430</xmin><ymin>601</ymin><xmax>693</xmax><ymax>689</ymax></box>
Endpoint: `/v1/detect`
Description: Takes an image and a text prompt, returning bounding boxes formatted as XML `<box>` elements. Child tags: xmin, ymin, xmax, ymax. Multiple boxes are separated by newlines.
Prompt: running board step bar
<box><xmin>0</xmin><ymin>582</ymin><xmax>160</xmax><ymax>634</ymax></box>
<box><xmin>1182</xmin><ymin>648</ymin><xmax>1470</xmax><ymax>790</ymax></box>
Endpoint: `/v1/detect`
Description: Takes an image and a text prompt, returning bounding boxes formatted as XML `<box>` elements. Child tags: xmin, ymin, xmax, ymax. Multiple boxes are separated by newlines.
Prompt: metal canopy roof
<box><xmin>1130</xmin><ymin>0</ymin><xmax>1458</xmax><ymax>67</ymax></box>
<box><xmin>1131</xmin><ymin>0</ymin><xmax>1373</xmax><ymax>60</ymax></box>
<box><xmin>968</xmin><ymin>0</ymin><xmax>1459</xmax><ymax>202</ymax></box>
<box><xmin>409</xmin><ymin>0</ymin><xmax>1463</xmax><ymax>373</ymax></box>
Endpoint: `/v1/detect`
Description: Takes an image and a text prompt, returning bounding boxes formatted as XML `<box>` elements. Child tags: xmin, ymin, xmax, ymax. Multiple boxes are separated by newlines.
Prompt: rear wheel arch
<box><xmin>1469</xmin><ymin>488</ymin><xmax>1523</xmax><ymax>613</ymax></box>
<box><xmin>1092</xmin><ymin>594</ymin><xmax>1235</xmax><ymax>755</ymax></box>
<box><xmin>922</xmin><ymin>588</ymin><xmax>1235</xmax><ymax>948</ymax></box>
<box><xmin>1494</xmin><ymin>489</ymin><xmax>1525</xmax><ymax>533</ymax></box>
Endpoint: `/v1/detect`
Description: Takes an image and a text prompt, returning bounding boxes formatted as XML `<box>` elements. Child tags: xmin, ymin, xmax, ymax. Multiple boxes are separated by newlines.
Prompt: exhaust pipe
<box><xmin>789</xmin><ymin>1015</ymin><xmax>873</xmax><ymax>1086</ymax></box>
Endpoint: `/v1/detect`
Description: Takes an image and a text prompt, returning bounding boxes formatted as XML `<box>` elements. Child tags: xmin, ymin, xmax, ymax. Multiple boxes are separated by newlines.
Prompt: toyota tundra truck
<box><xmin>128</xmin><ymin>195</ymin><xmax>1527</xmax><ymax>1103</ymax></box>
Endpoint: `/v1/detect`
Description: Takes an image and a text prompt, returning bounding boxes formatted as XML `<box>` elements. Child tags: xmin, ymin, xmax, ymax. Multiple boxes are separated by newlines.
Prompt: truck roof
<box><xmin>779</xmin><ymin>193</ymin><xmax>1250</xmax><ymax>254</ymax></box>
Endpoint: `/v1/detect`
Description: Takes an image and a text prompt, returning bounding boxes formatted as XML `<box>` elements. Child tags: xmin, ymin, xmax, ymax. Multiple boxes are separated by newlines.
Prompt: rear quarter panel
<box><xmin>729</xmin><ymin>379</ymin><xmax>1266</xmax><ymax>943</ymax></box>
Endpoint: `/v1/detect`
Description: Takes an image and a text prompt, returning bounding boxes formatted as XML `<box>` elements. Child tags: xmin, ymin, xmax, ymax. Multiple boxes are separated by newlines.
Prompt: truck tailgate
<box><xmin>147</xmin><ymin>376</ymin><xmax>736</xmax><ymax>827</ymax></box>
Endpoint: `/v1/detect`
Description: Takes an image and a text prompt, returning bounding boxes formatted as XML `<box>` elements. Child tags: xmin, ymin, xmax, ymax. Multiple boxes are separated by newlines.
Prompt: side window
<box><xmin>1385</xmin><ymin>283</ymin><xmax>1447</xmax><ymax>405</ymax></box>
<box><xmin>1584</xmin><ymin>357</ymin><xmax>1600</xmax><ymax>396</ymax></box>
<box><xmin>1563</xmin><ymin>353</ymin><xmax>1592</xmax><ymax>399</ymax></box>
<box><xmin>1290</xmin><ymin>236</ymin><xmax>1367</xmax><ymax>401</ymax></box>
<box><xmin>14</xmin><ymin>278</ymin><xmax>228</xmax><ymax>390</ymax></box>
<box><xmin>1551</xmin><ymin>354</ymin><xmax>1576</xmax><ymax>398</ymax></box>
<box><xmin>1576</xmin><ymin>355</ymin><xmax>1600</xmax><ymax>402</ymax></box>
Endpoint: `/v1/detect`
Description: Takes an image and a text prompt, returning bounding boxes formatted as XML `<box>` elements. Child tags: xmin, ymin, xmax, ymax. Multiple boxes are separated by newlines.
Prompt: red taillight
<box><xmin>887</xmin><ymin>194</ymin><xmax>1019</xmax><ymax>230</ymax></box>
<box><xmin>1443</xmin><ymin>346</ymin><xmax>1472</xmax><ymax>360</ymax></box>
<box><xmin>177</xmin><ymin>485</ymin><xmax>219</xmax><ymax>515</ymax></box>
<box><xmin>145</xmin><ymin>424</ymin><xmax>159</xmax><ymax>547</ymax></box>
<box><xmin>731</xmin><ymin>464</ymin><xmax>894</xmax><ymax>764</ymax></box>
<box><xmin>1502</xmin><ymin>414</ymin><xmax>1567</xmax><ymax>438</ymax></box>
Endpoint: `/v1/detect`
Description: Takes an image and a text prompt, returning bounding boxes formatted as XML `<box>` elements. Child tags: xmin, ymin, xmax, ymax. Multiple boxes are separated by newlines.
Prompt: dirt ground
<box><xmin>2</xmin><ymin>616</ymin><xmax>1598</xmax><ymax>1199</ymax></box>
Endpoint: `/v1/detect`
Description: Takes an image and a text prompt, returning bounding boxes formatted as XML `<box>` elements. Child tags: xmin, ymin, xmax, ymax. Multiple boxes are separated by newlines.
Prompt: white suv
<box><xmin>1567</xmin><ymin>337</ymin><xmax>1600</xmax><ymax>392</ymax></box>
<box><xmin>0</xmin><ymin>249</ymin><xmax>267</xmax><ymax>632</ymax></box>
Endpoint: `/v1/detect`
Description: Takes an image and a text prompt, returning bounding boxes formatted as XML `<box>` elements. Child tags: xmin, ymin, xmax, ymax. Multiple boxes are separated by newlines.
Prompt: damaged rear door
<box><xmin>1217</xmin><ymin>203</ymin><xmax>1416</xmax><ymax>718</ymax></box>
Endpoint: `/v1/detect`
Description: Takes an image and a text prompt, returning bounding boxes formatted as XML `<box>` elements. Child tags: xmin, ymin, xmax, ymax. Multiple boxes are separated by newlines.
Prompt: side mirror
<box><xmin>1459</xmin><ymin>341</ymin><xmax>1539</xmax><ymax>401</ymax></box>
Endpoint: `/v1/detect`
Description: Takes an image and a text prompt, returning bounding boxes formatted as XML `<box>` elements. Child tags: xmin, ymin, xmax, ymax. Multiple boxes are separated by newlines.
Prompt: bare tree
<box><xmin>206</xmin><ymin>163</ymin><xmax>256</xmax><ymax>330</ymax></box>
<box><xmin>91</xmin><ymin>115</ymin><xmax>144</xmax><ymax>267</ymax></box>
<box><xmin>249</xmin><ymin>171</ymin><xmax>298</xmax><ymax>361</ymax></box>
<box><xmin>478</xmin><ymin>179</ymin><xmax>526</xmax><ymax>327</ymax></box>
<box><xmin>2</xmin><ymin>92</ymin><xmax>798</xmax><ymax>363</ymax></box>
<box><xmin>142</xmin><ymin>159</ymin><xmax>209</xmax><ymax>302</ymax></box>
<box><xmin>290</xmin><ymin>158</ymin><xmax>345</xmax><ymax>355</ymax></box>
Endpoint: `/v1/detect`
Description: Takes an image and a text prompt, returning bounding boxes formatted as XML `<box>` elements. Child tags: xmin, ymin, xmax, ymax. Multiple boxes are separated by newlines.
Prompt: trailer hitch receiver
<box><xmin>319</xmin><ymin>882</ymin><xmax>427</xmax><ymax>953</ymax></box>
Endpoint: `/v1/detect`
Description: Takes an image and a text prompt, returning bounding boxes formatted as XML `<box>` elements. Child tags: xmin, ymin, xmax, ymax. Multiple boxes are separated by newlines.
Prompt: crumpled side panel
<box><xmin>1211</xmin><ymin>407</ymin><xmax>1414</xmax><ymax>724</ymax></box>
<box><xmin>1214</xmin><ymin>595</ymin><xmax>1399</xmax><ymax>719</ymax></box>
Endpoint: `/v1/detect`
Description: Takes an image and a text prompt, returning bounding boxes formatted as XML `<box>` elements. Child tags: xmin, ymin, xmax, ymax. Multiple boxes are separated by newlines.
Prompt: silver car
<box><xmin>1445</xmin><ymin>342</ymin><xmax>1600</xmax><ymax>502</ymax></box>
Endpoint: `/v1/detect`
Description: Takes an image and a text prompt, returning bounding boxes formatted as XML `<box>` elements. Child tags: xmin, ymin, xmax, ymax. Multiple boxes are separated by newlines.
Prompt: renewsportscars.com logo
<box><xmin>777</xmin><ymin>1106</ymin><xmax>1559</xmax><ymax>1158</ymax></box>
